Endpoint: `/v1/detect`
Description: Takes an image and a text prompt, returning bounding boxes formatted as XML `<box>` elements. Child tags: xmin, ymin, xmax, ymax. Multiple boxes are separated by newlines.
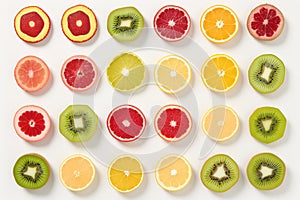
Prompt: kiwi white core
<box><xmin>120</xmin><ymin>19</ymin><xmax>132</xmax><ymax>28</ymax></box>
<box><xmin>212</xmin><ymin>164</ymin><xmax>228</xmax><ymax>180</ymax></box>
<box><xmin>259</xmin><ymin>165</ymin><xmax>274</xmax><ymax>179</ymax></box>
<box><xmin>262</xmin><ymin>119</ymin><xmax>273</xmax><ymax>132</ymax></box>
<box><xmin>260</xmin><ymin>66</ymin><xmax>273</xmax><ymax>82</ymax></box>
<box><xmin>24</xmin><ymin>166</ymin><xmax>38</xmax><ymax>179</ymax></box>
<box><xmin>74</xmin><ymin>117</ymin><xmax>84</xmax><ymax>129</ymax></box>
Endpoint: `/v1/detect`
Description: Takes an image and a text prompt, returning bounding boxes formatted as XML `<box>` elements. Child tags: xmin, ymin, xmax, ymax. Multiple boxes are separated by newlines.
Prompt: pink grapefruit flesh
<box><xmin>154</xmin><ymin>5</ymin><xmax>191</xmax><ymax>42</ymax></box>
<box><xmin>14</xmin><ymin>105</ymin><xmax>51</xmax><ymax>142</ymax></box>
<box><xmin>107</xmin><ymin>104</ymin><xmax>146</xmax><ymax>142</ymax></box>
<box><xmin>247</xmin><ymin>4</ymin><xmax>284</xmax><ymax>41</ymax></box>
<box><xmin>154</xmin><ymin>105</ymin><xmax>192</xmax><ymax>142</ymax></box>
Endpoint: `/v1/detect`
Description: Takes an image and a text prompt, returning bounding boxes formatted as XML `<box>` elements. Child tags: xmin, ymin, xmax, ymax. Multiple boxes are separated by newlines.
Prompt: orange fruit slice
<box><xmin>59</xmin><ymin>154</ymin><xmax>96</xmax><ymax>191</ymax></box>
<box><xmin>14</xmin><ymin>56</ymin><xmax>50</xmax><ymax>93</ymax></box>
<box><xmin>200</xmin><ymin>5</ymin><xmax>239</xmax><ymax>43</ymax></box>
<box><xmin>61</xmin><ymin>5</ymin><xmax>98</xmax><ymax>43</ymax></box>
<box><xmin>108</xmin><ymin>155</ymin><xmax>143</xmax><ymax>193</ymax></box>
<box><xmin>201</xmin><ymin>54</ymin><xmax>239</xmax><ymax>92</ymax></box>
<box><xmin>202</xmin><ymin>105</ymin><xmax>239</xmax><ymax>142</ymax></box>
<box><xmin>14</xmin><ymin>6</ymin><xmax>51</xmax><ymax>43</ymax></box>
<box><xmin>155</xmin><ymin>154</ymin><xmax>192</xmax><ymax>192</ymax></box>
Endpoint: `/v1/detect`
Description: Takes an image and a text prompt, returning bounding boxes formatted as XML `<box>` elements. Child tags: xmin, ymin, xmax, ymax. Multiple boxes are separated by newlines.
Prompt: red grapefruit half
<box><xmin>154</xmin><ymin>5</ymin><xmax>191</xmax><ymax>42</ymax></box>
<box><xmin>14</xmin><ymin>56</ymin><xmax>50</xmax><ymax>93</ymax></box>
<box><xmin>107</xmin><ymin>104</ymin><xmax>146</xmax><ymax>142</ymax></box>
<box><xmin>247</xmin><ymin>4</ymin><xmax>284</xmax><ymax>41</ymax></box>
<box><xmin>61</xmin><ymin>55</ymin><xmax>98</xmax><ymax>92</ymax></box>
<box><xmin>154</xmin><ymin>105</ymin><xmax>192</xmax><ymax>142</ymax></box>
<box><xmin>14</xmin><ymin>105</ymin><xmax>51</xmax><ymax>142</ymax></box>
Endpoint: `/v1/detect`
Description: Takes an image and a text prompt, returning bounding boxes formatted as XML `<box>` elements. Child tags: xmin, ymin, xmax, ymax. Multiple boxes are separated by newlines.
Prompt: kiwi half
<box><xmin>200</xmin><ymin>154</ymin><xmax>239</xmax><ymax>192</ymax></box>
<box><xmin>107</xmin><ymin>7</ymin><xmax>144</xmax><ymax>41</ymax></box>
<box><xmin>13</xmin><ymin>153</ymin><xmax>50</xmax><ymax>189</ymax></box>
<box><xmin>249</xmin><ymin>106</ymin><xmax>286</xmax><ymax>144</ymax></box>
<box><xmin>247</xmin><ymin>152</ymin><xmax>286</xmax><ymax>190</ymax></box>
<box><xmin>59</xmin><ymin>105</ymin><xmax>98</xmax><ymax>142</ymax></box>
<box><xmin>248</xmin><ymin>54</ymin><xmax>285</xmax><ymax>94</ymax></box>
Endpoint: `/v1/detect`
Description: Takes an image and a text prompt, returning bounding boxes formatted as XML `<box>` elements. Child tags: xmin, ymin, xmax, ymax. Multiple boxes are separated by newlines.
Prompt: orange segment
<box><xmin>202</xmin><ymin>106</ymin><xmax>239</xmax><ymax>142</ymax></box>
<box><xmin>200</xmin><ymin>5</ymin><xmax>239</xmax><ymax>43</ymax></box>
<box><xmin>59</xmin><ymin>154</ymin><xmax>95</xmax><ymax>191</ymax></box>
<box><xmin>201</xmin><ymin>54</ymin><xmax>239</xmax><ymax>92</ymax></box>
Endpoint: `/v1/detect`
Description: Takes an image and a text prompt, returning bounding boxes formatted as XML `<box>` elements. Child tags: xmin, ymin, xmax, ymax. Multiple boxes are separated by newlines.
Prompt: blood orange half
<box><xmin>107</xmin><ymin>104</ymin><xmax>146</xmax><ymax>142</ymax></box>
<box><xmin>154</xmin><ymin>105</ymin><xmax>192</xmax><ymax>142</ymax></box>
<box><xmin>154</xmin><ymin>5</ymin><xmax>191</xmax><ymax>42</ymax></box>
<box><xmin>14</xmin><ymin>56</ymin><xmax>50</xmax><ymax>93</ymax></box>
<box><xmin>247</xmin><ymin>4</ymin><xmax>284</xmax><ymax>41</ymax></box>
<box><xmin>13</xmin><ymin>105</ymin><xmax>51</xmax><ymax>142</ymax></box>
<box><xmin>61</xmin><ymin>55</ymin><xmax>98</xmax><ymax>92</ymax></box>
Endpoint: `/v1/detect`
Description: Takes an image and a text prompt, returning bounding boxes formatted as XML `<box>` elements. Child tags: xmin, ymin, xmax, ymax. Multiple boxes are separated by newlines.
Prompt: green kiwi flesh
<box><xmin>107</xmin><ymin>7</ymin><xmax>144</xmax><ymax>41</ymax></box>
<box><xmin>248</xmin><ymin>54</ymin><xmax>285</xmax><ymax>94</ymax></box>
<box><xmin>59</xmin><ymin>105</ymin><xmax>98</xmax><ymax>142</ymax></box>
<box><xmin>201</xmin><ymin>154</ymin><xmax>239</xmax><ymax>192</ymax></box>
<box><xmin>247</xmin><ymin>152</ymin><xmax>286</xmax><ymax>190</ymax></box>
<box><xmin>13</xmin><ymin>154</ymin><xmax>50</xmax><ymax>189</ymax></box>
<box><xmin>249</xmin><ymin>106</ymin><xmax>286</xmax><ymax>144</ymax></box>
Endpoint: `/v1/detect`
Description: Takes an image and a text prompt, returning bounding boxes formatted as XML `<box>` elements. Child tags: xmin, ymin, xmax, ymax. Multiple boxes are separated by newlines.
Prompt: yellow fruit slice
<box><xmin>108</xmin><ymin>155</ymin><xmax>143</xmax><ymax>193</ymax></box>
<box><xmin>59</xmin><ymin>154</ymin><xmax>96</xmax><ymax>191</ymax></box>
<box><xmin>200</xmin><ymin>5</ymin><xmax>239</xmax><ymax>43</ymax></box>
<box><xmin>155</xmin><ymin>154</ymin><xmax>192</xmax><ymax>192</ymax></box>
<box><xmin>155</xmin><ymin>55</ymin><xmax>192</xmax><ymax>94</ymax></box>
<box><xmin>201</xmin><ymin>54</ymin><xmax>239</xmax><ymax>92</ymax></box>
<box><xmin>202</xmin><ymin>105</ymin><xmax>239</xmax><ymax>142</ymax></box>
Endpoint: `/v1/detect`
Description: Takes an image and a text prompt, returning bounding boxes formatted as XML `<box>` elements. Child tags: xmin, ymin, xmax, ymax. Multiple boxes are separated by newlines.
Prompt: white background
<box><xmin>0</xmin><ymin>0</ymin><xmax>299</xmax><ymax>199</ymax></box>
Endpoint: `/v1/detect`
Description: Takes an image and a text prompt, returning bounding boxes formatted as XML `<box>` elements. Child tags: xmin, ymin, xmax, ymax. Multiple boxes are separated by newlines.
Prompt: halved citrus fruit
<box><xmin>106</xmin><ymin>52</ymin><xmax>145</xmax><ymax>91</ymax></box>
<box><xmin>154</xmin><ymin>5</ymin><xmax>191</xmax><ymax>42</ymax></box>
<box><xmin>61</xmin><ymin>55</ymin><xmax>98</xmax><ymax>92</ymax></box>
<box><xmin>59</xmin><ymin>154</ymin><xmax>96</xmax><ymax>192</ymax></box>
<box><xmin>108</xmin><ymin>155</ymin><xmax>143</xmax><ymax>193</ymax></box>
<box><xmin>14</xmin><ymin>56</ymin><xmax>50</xmax><ymax>93</ymax></box>
<box><xmin>155</xmin><ymin>154</ymin><xmax>192</xmax><ymax>192</ymax></box>
<box><xmin>201</xmin><ymin>54</ymin><xmax>239</xmax><ymax>92</ymax></box>
<box><xmin>200</xmin><ymin>5</ymin><xmax>239</xmax><ymax>43</ymax></box>
<box><xmin>154</xmin><ymin>54</ymin><xmax>192</xmax><ymax>94</ymax></box>
<box><xmin>13</xmin><ymin>105</ymin><xmax>51</xmax><ymax>142</ymax></box>
<box><xmin>202</xmin><ymin>105</ymin><xmax>239</xmax><ymax>142</ymax></box>
<box><xmin>14</xmin><ymin>6</ymin><xmax>51</xmax><ymax>43</ymax></box>
<box><xmin>107</xmin><ymin>104</ymin><xmax>146</xmax><ymax>142</ymax></box>
<box><xmin>61</xmin><ymin>5</ymin><xmax>98</xmax><ymax>43</ymax></box>
<box><xmin>154</xmin><ymin>105</ymin><xmax>192</xmax><ymax>142</ymax></box>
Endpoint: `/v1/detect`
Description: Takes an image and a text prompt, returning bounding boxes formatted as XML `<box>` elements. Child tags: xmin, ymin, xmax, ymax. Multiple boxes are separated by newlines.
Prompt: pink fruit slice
<box><xmin>247</xmin><ymin>4</ymin><xmax>284</xmax><ymax>41</ymax></box>
<box><xmin>61</xmin><ymin>55</ymin><xmax>98</xmax><ymax>92</ymax></box>
<box><xmin>14</xmin><ymin>105</ymin><xmax>51</xmax><ymax>142</ymax></box>
<box><xmin>154</xmin><ymin>105</ymin><xmax>192</xmax><ymax>142</ymax></box>
<box><xmin>107</xmin><ymin>104</ymin><xmax>146</xmax><ymax>142</ymax></box>
<box><xmin>154</xmin><ymin>5</ymin><xmax>191</xmax><ymax>42</ymax></box>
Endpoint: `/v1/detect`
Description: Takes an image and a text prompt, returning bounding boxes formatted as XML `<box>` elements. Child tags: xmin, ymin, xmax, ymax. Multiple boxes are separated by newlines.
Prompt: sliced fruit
<box><xmin>60</xmin><ymin>154</ymin><xmax>95</xmax><ymax>191</ymax></box>
<box><xmin>13</xmin><ymin>153</ymin><xmax>50</xmax><ymax>189</ymax></box>
<box><xmin>61</xmin><ymin>55</ymin><xmax>98</xmax><ymax>92</ymax></box>
<box><xmin>154</xmin><ymin>105</ymin><xmax>192</xmax><ymax>142</ymax></box>
<box><xmin>13</xmin><ymin>105</ymin><xmax>51</xmax><ymax>142</ymax></box>
<box><xmin>108</xmin><ymin>155</ymin><xmax>143</xmax><ymax>193</ymax></box>
<box><xmin>107</xmin><ymin>7</ymin><xmax>144</xmax><ymax>42</ymax></box>
<box><xmin>201</xmin><ymin>54</ymin><xmax>239</xmax><ymax>92</ymax></box>
<box><xmin>200</xmin><ymin>5</ymin><xmax>239</xmax><ymax>43</ymax></box>
<box><xmin>14</xmin><ymin>56</ymin><xmax>50</xmax><ymax>93</ymax></box>
<box><xmin>59</xmin><ymin>105</ymin><xmax>98</xmax><ymax>142</ymax></box>
<box><xmin>249</xmin><ymin>107</ymin><xmax>286</xmax><ymax>144</ymax></box>
<box><xmin>202</xmin><ymin>105</ymin><xmax>239</xmax><ymax>142</ymax></box>
<box><xmin>201</xmin><ymin>154</ymin><xmax>239</xmax><ymax>193</ymax></box>
<box><xmin>14</xmin><ymin>6</ymin><xmax>51</xmax><ymax>43</ymax></box>
<box><xmin>247</xmin><ymin>4</ymin><xmax>284</xmax><ymax>41</ymax></box>
<box><xmin>154</xmin><ymin>5</ymin><xmax>191</xmax><ymax>42</ymax></box>
<box><xmin>154</xmin><ymin>54</ymin><xmax>192</xmax><ymax>94</ymax></box>
<box><xmin>247</xmin><ymin>153</ymin><xmax>286</xmax><ymax>190</ymax></box>
<box><xmin>155</xmin><ymin>154</ymin><xmax>192</xmax><ymax>192</ymax></box>
<box><xmin>107</xmin><ymin>52</ymin><xmax>145</xmax><ymax>91</ymax></box>
<box><xmin>107</xmin><ymin>104</ymin><xmax>146</xmax><ymax>142</ymax></box>
<box><xmin>61</xmin><ymin>5</ymin><xmax>98</xmax><ymax>43</ymax></box>
<box><xmin>248</xmin><ymin>54</ymin><xmax>285</xmax><ymax>94</ymax></box>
